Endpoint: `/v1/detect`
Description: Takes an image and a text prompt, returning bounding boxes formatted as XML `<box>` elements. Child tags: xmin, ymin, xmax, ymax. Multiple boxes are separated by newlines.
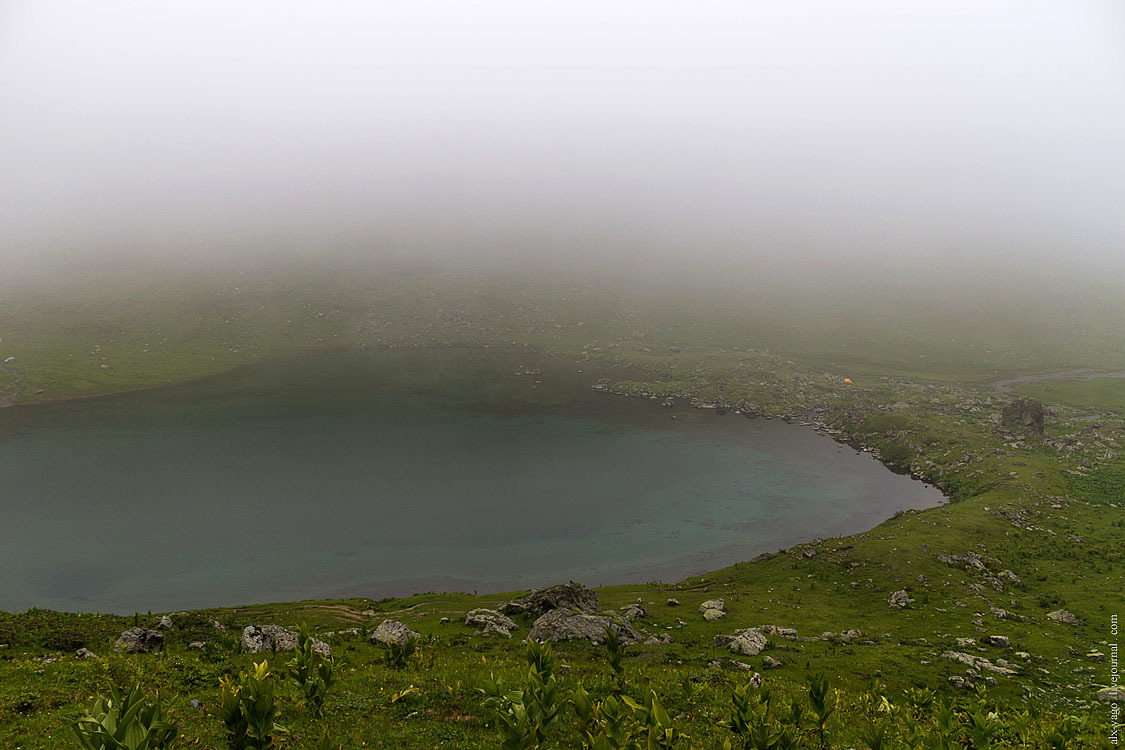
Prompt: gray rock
<box><xmin>983</xmin><ymin>635</ymin><xmax>1010</xmax><ymax>648</ymax></box>
<box><xmin>1097</xmin><ymin>686</ymin><xmax>1124</xmax><ymax>702</ymax></box>
<box><xmin>114</xmin><ymin>628</ymin><xmax>164</xmax><ymax>654</ymax></box>
<box><xmin>936</xmin><ymin>551</ymin><xmax>988</xmax><ymax>572</ymax></box>
<box><xmin>645</xmin><ymin>633</ymin><xmax>675</xmax><ymax>645</ymax></box>
<box><xmin>666</xmin><ymin>598</ymin><xmax>681</xmax><ymax>607</ymax></box>
<box><xmin>500</xmin><ymin>583</ymin><xmax>599</xmax><ymax>616</ymax></box>
<box><xmin>75</xmin><ymin>647</ymin><xmax>98</xmax><ymax>660</ymax></box>
<box><xmin>757</xmin><ymin>625</ymin><xmax>798</xmax><ymax>640</ymax></box>
<box><xmin>702</xmin><ymin>608</ymin><xmax>727</xmax><ymax>621</ymax></box>
<box><xmin>187</xmin><ymin>642</ymin><xmax>205</xmax><ymax>651</ymax></box>
<box><xmin>619</xmin><ymin>604</ymin><xmax>647</xmax><ymax>621</ymax></box>
<box><xmin>1047</xmin><ymin>609</ymin><xmax>1079</xmax><ymax>625</ymax></box>
<box><xmin>941</xmin><ymin>651</ymin><xmax>1018</xmax><ymax>676</ymax></box>
<box><xmin>369</xmin><ymin>620</ymin><xmax>419</xmax><ymax>647</ymax></box>
<box><xmin>242</xmin><ymin>625</ymin><xmax>331</xmax><ymax>656</ymax></box>
<box><xmin>528</xmin><ymin>609</ymin><xmax>641</xmax><ymax>645</ymax></box>
<box><xmin>888</xmin><ymin>590</ymin><xmax>914</xmax><ymax>609</ymax></box>
<box><xmin>1001</xmin><ymin>397</ymin><xmax>1045</xmax><ymax>435</ymax></box>
<box><xmin>715</xmin><ymin>628</ymin><xmax>769</xmax><ymax>656</ymax></box>
<box><xmin>762</xmin><ymin>655</ymin><xmax>782</xmax><ymax>669</ymax></box>
<box><xmin>157</xmin><ymin>615</ymin><xmax>174</xmax><ymax>630</ymax></box>
<box><xmin>465</xmin><ymin>608</ymin><xmax>519</xmax><ymax>638</ymax></box>
<box><xmin>698</xmin><ymin>598</ymin><xmax>725</xmax><ymax>614</ymax></box>
<box><xmin>996</xmin><ymin>570</ymin><xmax>1021</xmax><ymax>584</ymax></box>
<box><xmin>956</xmin><ymin>637</ymin><xmax>977</xmax><ymax>648</ymax></box>
<box><xmin>1087</xmin><ymin>650</ymin><xmax>1106</xmax><ymax>662</ymax></box>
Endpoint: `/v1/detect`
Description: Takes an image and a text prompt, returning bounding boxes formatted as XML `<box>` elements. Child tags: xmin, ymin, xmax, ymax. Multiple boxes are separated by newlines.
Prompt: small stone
<box><xmin>984</xmin><ymin>635</ymin><xmax>1010</xmax><ymax>648</ymax></box>
<box><xmin>762</xmin><ymin>655</ymin><xmax>782</xmax><ymax>669</ymax></box>
<box><xmin>157</xmin><ymin>615</ymin><xmax>174</xmax><ymax>629</ymax></box>
<box><xmin>666</xmin><ymin>598</ymin><xmax>681</xmax><ymax>607</ymax></box>
<box><xmin>187</xmin><ymin>642</ymin><xmax>205</xmax><ymax>651</ymax></box>
<box><xmin>75</xmin><ymin>648</ymin><xmax>98</xmax><ymax>660</ymax></box>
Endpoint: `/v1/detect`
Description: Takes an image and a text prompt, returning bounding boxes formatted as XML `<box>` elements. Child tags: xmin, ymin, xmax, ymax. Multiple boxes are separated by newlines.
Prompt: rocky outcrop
<box><xmin>699</xmin><ymin>599</ymin><xmax>726</xmax><ymax>620</ymax></box>
<box><xmin>936</xmin><ymin>551</ymin><xmax>988</xmax><ymax>572</ymax></box>
<box><xmin>715</xmin><ymin>628</ymin><xmax>769</xmax><ymax>656</ymax></box>
<box><xmin>369</xmin><ymin>620</ymin><xmax>419</xmax><ymax>647</ymax></box>
<box><xmin>1001</xmin><ymin>397</ymin><xmax>1045</xmax><ymax>436</ymax></box>
<box><xmin>528</xmin><ymin>609</ymin><xmax>641</xmax><ymax>645</ymax></box>
<box><xmin>465</xmin><ymin>609</ymin><xmax>519</xmax><ymax>637</ymax></box>
<box><xmin>242</xmin><ymin>625</ymin><xmax>331</xmax><ymax>656</ymax></box>
<box><xmin>941</xmin><ymin>651</ymin><xmax>1018</xmax><ymax>676</ymax></box>
<box><xmin>619</xmin><ymin>604</ymin><xmax>647</xmax><ymax>621</ymax></box>
<box><xmin>1047</xmin><ymin>609</ymin><xmax>1079</xmax><ymax>625</ymax></box>
<box><xmin>114</xmin><ymin>628</ymin><xmax>164</xmax><ymax>654</ymax></box>
<box><xmin>888</xmin><ymin>590</ymin><xmax>914</xmax><ymax>609</ymax></box>
<box><xmin>501</xmin><ymin>583</ymin><xmax>599</xmax><ymax>616</ymax></box>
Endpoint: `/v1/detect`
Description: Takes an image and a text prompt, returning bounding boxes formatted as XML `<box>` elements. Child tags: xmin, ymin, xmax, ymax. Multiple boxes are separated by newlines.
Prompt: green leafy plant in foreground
<box><xmin>217</xmin><ymin>659</ymin><xmax>287</xmax><ymax>750</ymax></box>
<box><xmin>283</xmin><ymin>624</ymin><xmax>335</xmax><ymax>717</ymax></box>
<box><xmin>478</xmin><ymin>639</ymin><xmax>562</xmax><ymax>749</ymax></box>
<box><xmin>385</xmin><ymin>634</ymin><xmax>417</xmax><ymax>670</ymax></box>
<box><xmin>71</xmin><ymin>681</ymin><xmax>177</xmax><ymax>750</ymax></box>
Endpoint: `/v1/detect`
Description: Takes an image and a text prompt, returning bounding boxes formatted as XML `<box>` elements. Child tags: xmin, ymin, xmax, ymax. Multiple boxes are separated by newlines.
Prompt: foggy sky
<box><xmin>2</xmin><ymin>1</ymin><xmax>1124</xmax><ymax>275</ymax></box>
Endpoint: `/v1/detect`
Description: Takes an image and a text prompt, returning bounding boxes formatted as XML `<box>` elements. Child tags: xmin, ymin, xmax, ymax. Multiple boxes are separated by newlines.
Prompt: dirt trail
<box><xmin>991</xmin><ymin>368</ymin><xmax>1125</xmax><ymax>394</ymax></box>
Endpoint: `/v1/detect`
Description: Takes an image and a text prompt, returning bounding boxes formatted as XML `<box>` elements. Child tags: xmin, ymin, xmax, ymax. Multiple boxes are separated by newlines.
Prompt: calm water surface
<box><xmin>0</xmin><ymin>349</ymin><xmax>943</xmax><ymax>613</ymax></box>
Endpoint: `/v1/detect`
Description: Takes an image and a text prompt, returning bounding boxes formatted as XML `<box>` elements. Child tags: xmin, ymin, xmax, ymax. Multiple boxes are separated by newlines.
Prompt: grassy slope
<box><xmin>0</xmin><ymin>263</ymin><xmax>1122</xmax><ymax>747</ymax></box>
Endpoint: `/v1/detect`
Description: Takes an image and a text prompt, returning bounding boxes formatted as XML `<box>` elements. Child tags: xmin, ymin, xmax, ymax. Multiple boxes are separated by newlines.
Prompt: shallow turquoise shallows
<box><xmin>0</xmin><ymin>349</ymin><xmax>943</xmax><ymax>613</ymax></box>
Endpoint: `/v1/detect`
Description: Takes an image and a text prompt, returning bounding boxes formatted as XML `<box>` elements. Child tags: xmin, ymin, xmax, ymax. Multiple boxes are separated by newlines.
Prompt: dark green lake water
<box><xmin>0</xmin><ymin>349</ymin><xmax>943</xmax><ymax>614</ymax></box>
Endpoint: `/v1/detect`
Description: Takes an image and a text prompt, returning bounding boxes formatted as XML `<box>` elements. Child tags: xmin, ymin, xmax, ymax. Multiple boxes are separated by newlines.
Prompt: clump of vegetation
<box><xmin>71</xmin><ymin>682</ymin><xmax>176</xmax><ymax>750</ymax></box>
<box><xmin>478</xmin><ymin>639</ymin><xmax>563</xmax><ymax>749</ymax></box>
<box><xmin>385</xmin><ymin>635</ymin><xmax>417</xmax><ymax>670</ymax></box>
<box><xmin>282</xmin><ymin>625</ymin><xmax>335</xmax><ymax>717</ymax></box>
<box><xmin>217</xmin><ymin>660</ymin><xmax>286</xmax><ymax>750</ymax></box>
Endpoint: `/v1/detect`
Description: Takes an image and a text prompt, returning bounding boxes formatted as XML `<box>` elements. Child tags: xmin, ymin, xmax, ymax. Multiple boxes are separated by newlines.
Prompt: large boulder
<box><xmin>699</xmin><ymin>598</ymin><xmax>726</xmax><ymax>620</ymax></box>
<box><xmin>241</xmin><ymin>625</ymin><xmax>331</xmax><ymax>656</ymax></box>
<box><xmin>715</xmin><ymin>628</ymin><xmax>769</xmax><ymax>656</ymax></box>
<box><xmin>369</xmin><ymin>620</ymin><xmax>419</xmax><ymax>647</ymax></box>
<box><xmin>114</xmin><ymin>628</ymin><xmax>164</xmax><ymax>654</ymax></box>
<box><xmin>528</xmin><ymin>609</ymin><xmax>642</xmax><ymax>645</ymax></box>
<box><xmin>501</xmin><ymin>583</ymin><xmax>599</xmax><ymax>616</ymax></box>
<box><xmin>465</xmin><ymin>609</ymin><xmax>519</xmax><ymax>637</ymax></box>
<box><xmin>1001</xmin><ymin>397</ymin><xmax>1045</xmax><ymax>436</ymax></box>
